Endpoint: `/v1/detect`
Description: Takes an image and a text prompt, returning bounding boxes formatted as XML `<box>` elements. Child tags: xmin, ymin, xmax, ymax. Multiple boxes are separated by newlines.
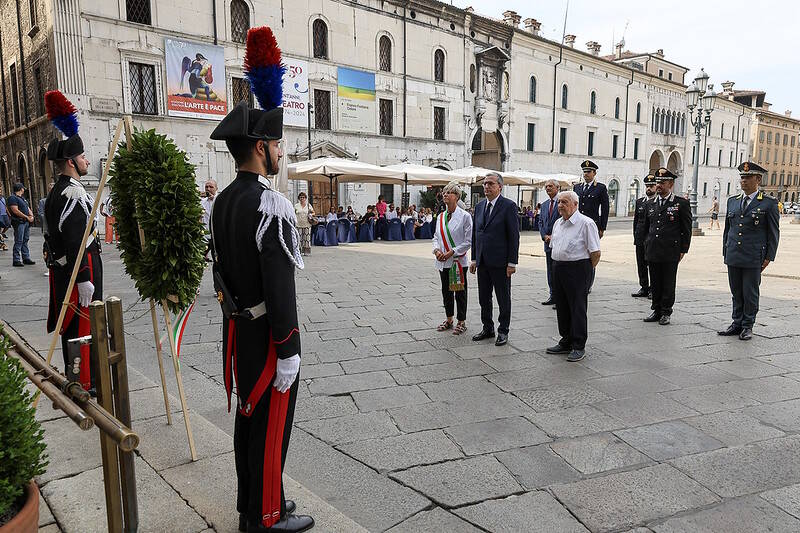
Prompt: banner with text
<box><xmin>282</xmin><ymin>58</ymin><xmax>309</xmax><ymax>127</ymax></box>
<box><xmin>165</xmin><ymin>38</ymin><xmax>227</xmax><ymax>119</ymax></box>
<box><xmin>337</xmin><ymin>67</ymin><xmax>375</xmax><ymax>133</ymax></box>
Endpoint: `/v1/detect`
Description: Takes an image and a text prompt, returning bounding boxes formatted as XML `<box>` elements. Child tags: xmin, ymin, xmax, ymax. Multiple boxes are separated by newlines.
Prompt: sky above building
<box><xmin>452</xmin><ymin>0</ymin><xmax>799</xmax><ymax>115</ymax></box>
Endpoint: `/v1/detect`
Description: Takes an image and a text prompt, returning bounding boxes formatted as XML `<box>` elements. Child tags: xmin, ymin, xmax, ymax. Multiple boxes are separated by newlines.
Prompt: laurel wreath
<box><xmin>109</xmin><ymin>129</ymin><xmax>205</xmax><ymax>313</ymax></box>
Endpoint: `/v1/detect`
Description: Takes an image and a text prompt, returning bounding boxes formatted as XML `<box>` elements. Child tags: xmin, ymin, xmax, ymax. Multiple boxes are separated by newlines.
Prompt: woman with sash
<box><xmin>432</xmin><ymin>180</ymin><xmax>473</xmax><ymax>335</ymax></box>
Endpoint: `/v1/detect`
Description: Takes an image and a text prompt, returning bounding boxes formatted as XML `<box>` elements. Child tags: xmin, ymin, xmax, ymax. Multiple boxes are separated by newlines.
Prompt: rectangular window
<box><xmin>767</xmin><ymin>131</ymin><xmax>772</xmax><ymax>143</ymax></box>
<box><xmin>612</xmin><ymin>134</ymin><xmax>618</xmax><ymax>159</ymax></box>
<box><xmin>792</xmin><ymin>136</ymin><xmax>796</xmax><ymax>148</ymax></box>
<box><xmin>433</xmin><ymin>106</ymin><xmax>445</xmax><ymax>140</ymax></box>
<box><xmin>126</xmin><ymin>0</ymin><xmax>151</xmax><ymax>25</ymax></box>
<box><xmin>726</xmin><ymin>182</ymin><xmax>731</xmax><ymax>195</ymax></box>
<box><xmin>633</xmin><ymin>137</ymin><xmax>639</xmax><ymax>160</ymax></box>
<box><xmin>658</xmin><ymin>68</ymin><xmax>664</xmax><ymax>78</ymax></box>
<box><xmin>760</xmin><ymin>131</ymin><xmax>765</xmax><ymax>142</ymax></box>
<box><xmin>668</xmin><ymin>72</ymin><xmax>673</xmax><ymax>81</ymax></box>
<box><xmin>704</xmin><ymin>147</ymin><xmax>709</xmax><ymax>165</ymax></box>
<box><xmin>380</xmin><ymin>184</ymin><xmax>394</xmax><ymax>204</ymax></box>
<box><xmin>379</xmin><ymin>98</ymin><xmax>393</xmax><ymax>136</ymax></box>
<box><xmin>774</xmin><ymin>150</ymin><xmax>779</xmax><ymax>163</ymax></box>
<box><xmin>526</xmin><ymin>123</ymin><xmax>535</xmax><ymax>151</ymax></box>
<box><xmin>29</xmin><ymin>0</ymin><xmax>36</xmax><ymax>27</ymax></box>
<box><xmin>33</xmin><ymin>65</ymin><xmax>45</xmax><ymax>117</ymax></box>
<box><xmin>128</xmin><ymin>62</ymin><xmax>157</xmax><ymax>115</ymax></box>
<box><xmin>10</xmin><ymin>64</ymin><xmax>21</xmax><ymax>127</ymax></box>
<box><xmin>784</xmin><ymin>134</ymin><xmax>789</xmax><ymax>145</ymax></box>
<box><xmin>231</xmin><ymin>77</ymin><xmax>254</xmax><ymax>107</ymax></box>
<box><xmin>691</xmin><ymin>145</ymin><xmax>696</xmax><ymax>165</ymax></box>
<box><xmin>766</xmin><ymin>149</ymin><xmax>770</xmax><ymax>162</ymax></box>
<box><xmin>703</xmin><ymin>182</ymin><xmax>707</xmax><ymax>196</ymax></box>
<box><xmin>559</xmin><ymin>128</ymin><xmax>567</xmax><ymax>154</ymax></box>
<box><xmin>314</xmin><ymin>89</ymin><xmax>331</xmax><ymax>130</ymax></box>
<box><xmin>718</xmin><ymin>149</ymin><xmax>722</xmax><ymax>166</ymax></box>
<box><xmin>587</xmin><ymin>131</ymin><xmax>594</xmax><ymax>156</ymax></box>
<box><xmin>759</xmin><ymin>148</ymin><xmax>763</xmax><ymax>162</ymax></box>
<box><xmin>729</xmin><ymin>151</ymin><xmax>733</xmax><ymax>167</ymax></box>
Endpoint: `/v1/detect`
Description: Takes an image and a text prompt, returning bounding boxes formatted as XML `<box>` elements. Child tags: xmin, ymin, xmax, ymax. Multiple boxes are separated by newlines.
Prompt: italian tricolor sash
<box><xmin>439</xmin><ymin>210</ymin><xmax>465</xmax><ymax>292</ymax></box>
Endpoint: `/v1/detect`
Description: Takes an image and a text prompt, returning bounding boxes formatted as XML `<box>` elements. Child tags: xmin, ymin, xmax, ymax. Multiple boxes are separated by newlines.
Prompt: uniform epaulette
<box><xmin>757</xmin><ymin>192</ymin><xmax>764</xmax><ymax>200</ymax></box>
<box><xmin>62</xmin><ymin>183</ymin><xmax>86</xmax><ymax>200</ymax></box>
<box><xmin>255</xmin><ymin>188</ymin><xmax>304</xmax><ymax>269</ymax></box>
<box><xmin>257</xmin><ymin>187</ymin><xmax>296</xmax><ymax>224</ymax></box>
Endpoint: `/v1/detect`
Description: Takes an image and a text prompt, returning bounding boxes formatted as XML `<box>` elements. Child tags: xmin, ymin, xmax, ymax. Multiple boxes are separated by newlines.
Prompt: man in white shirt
<box><xmin>545</xmin><ymin>190</ymin><xmax>601</xmax><ymax>362</ymax></box>
<box><xmin>386</xmin><ymin>204</ymin><xmax>398</xmax><ymax>220</ymax></box>
<box><xmin>201</xmin><ymin>179</ymin><xmax>217</xmax><ymax>261</ymax></box>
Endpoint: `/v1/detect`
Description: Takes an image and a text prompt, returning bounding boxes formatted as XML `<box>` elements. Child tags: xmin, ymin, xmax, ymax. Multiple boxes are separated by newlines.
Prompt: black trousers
<box><xmin>635</xmin><ymin>243</ymin><xmax>649</xmax><ymax>290</ymax></box>
<box><xmin>439</xmin><ymin>267</ymin><xmax>467</xmax><ymax>320</ymax></box>
<box><xmin>235</xmin><ymin>376</ymin><xmax>299</xmax><ymax>528</ymax></box>
<box><xmin>544</xmin><ymin>245</ymin><xmax>553</xmax><ymax>297</ymax></box>
<box><xmin>477</xmin><ymin>264</ymin><xmax>511</xmax><ymax>334</ymax></box>
<box><xmin>552</xmin><ymin>259</ymin><xmax>592</xmax><ymax>350</ymax></box>
<box><xmin>728</xmin><ymin>266</ymin><xmax>761</xmax><ymax>329</ymax></box>
<box><xmin>649</xmin><ymin>261</ymin><xmax>679</xmax><ymax>317</ymax></box>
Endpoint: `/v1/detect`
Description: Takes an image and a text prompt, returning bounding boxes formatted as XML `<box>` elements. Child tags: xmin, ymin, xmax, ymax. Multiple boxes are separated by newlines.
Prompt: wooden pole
<box><xmin>161</xmin><ymin>300</ymin><xmax>198</xmax><ymax>461</ymax></box>
<box><xmin>148</xmin><ymin>299</ymin><xmax>172</xmax><ymax>424</ymax></box>
<box><xmin>35</xmin><ymin>119</ymin><xmax>126</xmax><ymax>409</ymax></box>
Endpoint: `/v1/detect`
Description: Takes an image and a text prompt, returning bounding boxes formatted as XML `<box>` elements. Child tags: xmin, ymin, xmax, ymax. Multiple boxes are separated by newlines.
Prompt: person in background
<box><xmin>708</xmin><ymin>196</ymin><xmax>720</xmax><ymax>230</ymax></box>
<box><xmin>325</xmin><ymin>206</ymin><xmax>338</xmax><ymax>223</ymax></box>
<box><xmin>0</xmin><ymin>183</ymin><xmax>9</xmax><ymax>252</ymax></box>
<box><xmin>376</xmin><ymin>195</ymin><xmax>388</xmax><ymax>218</ymax></box>
<box><xmin>100</xmin><ymin>187</ymin><xmax>117</xmax><ymax>244</ymax></box>
<box><xmin>294</xmin><ymin>192</ymin><xmax>314</xmax><ymax>256</ymax></box>
<box><xmin>356</xmin><ymin>205</ymin><xmax>376</xmax><ymax>238</ymax></box>
<box><xmin>631</xmin><ymin>174</ymin><xmax>657</xmax><ymax>298</ymax></box>
<box><xmin>8</xmin><ymin>183</ymin><xmax>35</xmax><ymax>267</ymax></box>
<box><xmin>345</xmin><ymin>206</ymin><xmax>357</xmax><ymax>222</ymax></box>
<box><xmin>386</xmin><ymin>203</ymin><xmax>398</xmax><ymax>220</ymax></box>
<box><xmin>539</xmin><ymin>179</ymin><xmax>560</xmax><ymax>306</ymax></box>
<box><xmin>200</xmin><ymin>179</ymin><xmax>217</xmax><ymax>260</ymax></box>
<box><xmin>336</xmin><ymin>205</ymin><xmax>345</xmax><ymax>219</ymax></box>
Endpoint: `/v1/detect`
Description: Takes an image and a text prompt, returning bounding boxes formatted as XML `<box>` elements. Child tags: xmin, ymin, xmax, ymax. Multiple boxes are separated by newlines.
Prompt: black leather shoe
<box><xmin>739</xmin><ymin>328</ymin><xmax>753</xmax><ymax>341</ymax></box>
<box><xmin>13</xmin><ymin>262</ymin><xmax>23</xmax><ymax>267</ymax></box>
<box><xmin>23</xmin><ymin>258</ymin><xmax>35</xmax><ymax>265</ymax></box>
<box><xmin>643</xmin><ymin>312</ymin><xmax>661</xmax><ymax>323</ymax></box>
<box><xmin>248</xmin><ymin>514</ymin><xmax>314</xmax><ymax>532</ymax></box>
<box><xmin>567</xmin><ymin>349</ymin><xmax>586</xmax><ymax>362</ymax></box>
<box><xmin>241</xmin><ymin>502</ymin><xmax>297</xmax><ymax>532</ymax></box>
<box><xmin>495</xmin><ymin>333</ymin><xmax>508</xmax><ymax>346</ymax></box>
<box><xmin>546</xmin><ymin>344</ymin><xmax>571</xmax><ymax>354</ymax></box>
<box><xmin>659</xmin><ymin>315</ymin><xmax>671</xmax><ymax>325</ymax></box>
<box><xmin>541</xmin><ymin>298</ymin><xmax>555</xmax><ymax>305</ymax></box>
<box><xmin>718</xmin><ymin>324</ymin><xmax>742</xmax><ymax>336</ymax></box>
<box><xmin>631</xmin><ymin>288</ymin><xmax>649</xmax><ymax>297</ymax></box>
<box><xmin>472</xmin><ymin>329</ymin><xmax>495</xmax><ymax>341</ymax></box>
<box><xmin>647</xmin><ymin>291</ymin><xmax>652</xmax><ymax>300</ymax></box>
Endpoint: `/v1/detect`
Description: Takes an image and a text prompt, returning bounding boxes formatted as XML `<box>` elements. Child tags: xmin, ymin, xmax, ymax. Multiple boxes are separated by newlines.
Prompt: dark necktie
<box><xmin>484</xmin><ymin>201</ymin><xmax>492</xmax><ymax>224</ymax></box>
<box><xmin>549</xmin><ymin>200</ymin><xmax>554</xmax><ymax>217</ymax></box>
<box><xmin>741</xmin><ymin>196</ymin><xmax>749</xmax><ymax>212</ymax></box>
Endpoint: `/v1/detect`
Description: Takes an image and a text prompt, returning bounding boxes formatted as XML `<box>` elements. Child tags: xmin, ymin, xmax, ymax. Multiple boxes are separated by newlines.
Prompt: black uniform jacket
<box><xmin>723</xmin><ymin>191</ymin><xmax>780</xmax><ymax>268</ymax></box>
<box><xmin>643</xmin><ymin>193</ymin><xmax>692</xmax><ymax>263</ymax></box>
<box><xmin>633</xmin><ymin>196</ymin><xmax>653</xmax><ymax>246</ymax></box>
<box><xmin>211</xmin><ymin>171</ymin><xmax>301</xmax><ymax>414</ymax></box>
<box><xmin>573</xmin><ymin>180</ymin><xmax>610</xmax><ymax>231</ymax></box>
<box><xmin>45</xmin><ymin>174</ymin><xmax>100</xmax><ymax>333</ymax></box>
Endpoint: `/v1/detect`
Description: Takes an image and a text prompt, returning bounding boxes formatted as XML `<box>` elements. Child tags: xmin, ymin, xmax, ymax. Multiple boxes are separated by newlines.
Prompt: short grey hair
<box><xmin>544</xmin><ymin>179</ymin><xmax>558</xmax><ymax>188</ymax></box>
<box><xmin>484</xmin><ymin>171</ymin><xmax>503</xmax><ymax>185</ymax></box>
<box><xmin>442</xmin><ymin>179</ymin><xmax>462</xmax><ymax>196</ymax></box>
<box><xmin>557</xmin><ymin>190</ymin><xmax>579</xmax><ymax>204</ymax></box>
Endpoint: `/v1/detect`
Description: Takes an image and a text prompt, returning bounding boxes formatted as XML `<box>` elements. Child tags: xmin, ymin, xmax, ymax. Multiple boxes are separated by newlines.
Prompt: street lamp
<box><xmin>686</xmin><ymin>68</ymin><xmax>714</xmax><ymax>236</ymax></box>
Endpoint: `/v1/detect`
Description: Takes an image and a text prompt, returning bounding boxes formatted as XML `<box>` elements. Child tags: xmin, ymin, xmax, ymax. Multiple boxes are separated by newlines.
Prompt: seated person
<box><xmin>386</xmin><ymin>204</ymin><xmax>398</xmax><ymax>220</ymax></box>
<box><xmin>336</xmin><ymin>205</ymin><xmax>345</xmax><ymax>219</ymax></box>
<box><xmin>346</xmin><ymin>206</ymin><xmax>358</xmax><ymax>221</ymax></box>
<box><xmin>325</xmin><ymin>207</ymin><xmax>338</xmax><ymax>223</ymax></box>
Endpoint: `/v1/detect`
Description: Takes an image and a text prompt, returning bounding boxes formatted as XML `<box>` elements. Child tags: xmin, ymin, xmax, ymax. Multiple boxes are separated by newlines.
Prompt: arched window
<box><xmin>652</xmin><ymin>108</ymin><xmax>657</xmax><ymax>131</ymax></box>
<box><xmin>589</xmin><ymin>91</ymin><xmax>596</xmax><ymax>114</ymax></box>
<box><xmin>614</xmin><ymin>97</ymin><xmax>620</xmax><ymax>119</ymax></box>
<box><xmin>312</xmin><ymin>19</ymin><xmax>328</xmax><ymax>59</ymax></box>
<box><xmin>529</xmin><ymin>76</ymin><xmax>536</xmax><ymax>103</ymax></box>
<box><xmin>636</xmin><ymin>102</ymin><xmax>641</xmax><ymax>123</ymax></box>
<box><xmin>671</xmin><ymin>112</ymin><xmax>676</xmax><ymax>134</ymax></box>
<box><xmin>681</xmin><ymin>114</ymin><xmax>686</xmax><ymax>136</ymax></box>
<box><xmin>433</xmin><ymin>49</ymin><xmax>445</xmax><ymax>82</ymax></box>
<box><xmin>378</xmin><ymin>35</ymin><xmax>392</xmax><ymax>72</ymax></box>
<box><xmin>469</xmin><ymin>64</ymin><xmax>476</xmax><ymax>94</ymax></box>
<box><xmin>230</xmin><ymin>0</ymin><xmax>250</xmax><ymax>44</ymax></box>
<box><xmin>561</xmin><ymin>84</ymin><xmax>568</xmax><ymax>109</ymax></box>
<box><xmin>720</xmin><ymin>123</ymin><xmax>725</xmax><ymax>139</ymax></box>
<box><xmin>660</xmin><ymin>110</ymin><xmax>666</xmax><ymax>133</ymax></box>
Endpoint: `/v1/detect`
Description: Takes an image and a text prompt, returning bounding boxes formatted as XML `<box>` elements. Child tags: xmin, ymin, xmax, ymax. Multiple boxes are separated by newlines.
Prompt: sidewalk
<box><xmin>3</xmin><ymin>219</ymin><xmax>800</xmax><ymax>532</ymax></box>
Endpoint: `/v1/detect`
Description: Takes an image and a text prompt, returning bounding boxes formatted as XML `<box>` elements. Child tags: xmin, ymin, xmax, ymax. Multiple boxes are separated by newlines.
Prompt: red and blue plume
<box><xmin>243</xmin><ymin>26</ymin><xmax>285</xmax><ymax>111</ymax></box>
<box><xmin>45</xmin><ymin>90</ymin><xmax>79</xmax><ymax>138</ymax></box>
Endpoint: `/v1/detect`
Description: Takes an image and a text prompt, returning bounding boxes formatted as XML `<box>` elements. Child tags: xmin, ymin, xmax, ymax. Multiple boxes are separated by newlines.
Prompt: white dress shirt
<box><xmin>325</xmin><ymin>212</ymin><xmax>337</xmax><ymax>223</ymax></box>
<box><xmin>432</xmin><ymin>206</ymin><xmax>473</xmax><ymax>269</ymax></box>
<box><xmin>550</xmin><ymin>210</ymin><xmax>601</xmax><ymax>261</ymax></box>
<box><xmin>386</xmin><ymin>210</ymin><xmax>398</xmax><ymax>220</ymax></box>
<box><xmin>201</xmin><ymin>195</ymin><xmax>215</xmax><ymax>230</ymax></box>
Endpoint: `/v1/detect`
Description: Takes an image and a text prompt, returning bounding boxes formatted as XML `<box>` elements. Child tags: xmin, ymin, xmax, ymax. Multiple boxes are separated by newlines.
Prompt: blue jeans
<box><xmin>13</xmin><ymin>221</ymin><xmax>31</xmax><ymax>263</ymax></box>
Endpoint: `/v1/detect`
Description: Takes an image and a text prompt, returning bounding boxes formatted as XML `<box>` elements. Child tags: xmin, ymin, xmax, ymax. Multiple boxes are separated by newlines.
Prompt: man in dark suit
<box><xmin>631</xmin><ymin>173</ymin><xmax>657</xmax><ymax>298</ymax></box>
<box><xmin>718</xmin><ymin>161</ymin><xmax>780</xmax><ymax>340</ymax></box>
<box><xmin>470</xmin><ymin>172</ymin><xmax>520</xmax><ymax>346</ymax></box>
<box><xmin>642</xmin><ymin>168</ymin><xmax>692</xmax><ymax>325</ymax></box>
<box><xmin>573</xmin><ymin>160</ymin><xmax>609</xmax><ymax>292</ymax></box>
<box><xmin>538</xmin><ymin>179</ymin><xmax>559</xmax><ymax>305</ymax></box>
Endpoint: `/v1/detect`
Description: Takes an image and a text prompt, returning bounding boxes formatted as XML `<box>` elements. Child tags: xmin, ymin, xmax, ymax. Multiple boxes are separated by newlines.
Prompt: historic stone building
<box><xmin>0</xmin><ymin>0</ymin><xmax>756</xmax><ymax>218</ymax></box>
<box><xmin>749</xmin><ymin>107</ymin><xmax>800</xmax><ymax>203</ymax></box>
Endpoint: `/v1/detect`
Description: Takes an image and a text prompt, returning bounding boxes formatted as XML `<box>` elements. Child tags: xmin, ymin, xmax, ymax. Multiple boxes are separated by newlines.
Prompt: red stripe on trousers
<box><xmin>77</xmin><ymin>253</ymin><xmax>94</xmax><ymax>390</ymax></box>
<box><xmin>261</xmin><ymin>337</ymin><xmax>290</xmax><ymax>527</ymax></box>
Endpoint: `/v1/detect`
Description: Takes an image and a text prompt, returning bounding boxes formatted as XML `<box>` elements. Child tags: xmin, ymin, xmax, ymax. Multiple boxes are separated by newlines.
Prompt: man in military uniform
<box><xmin>573</xmin><ymin>160</ymin><xmax>609</xmax><ymax>292</ymax></box>
<box><xmin>631</xmin><ymin>174</ymin><xmax>657</xmax><ymax>298</ymax></box>
<box><xmin>209</xmin><ymin>26</ymin><xmax>313</xmax><ymax>533</ymax></box>
<box><xmin>718</xmin><ymin>162</ymin><xmax>779</xmax><ymax>340</ymax></box>
<box><xmin>43</xmin><ymin>90</ymin><xmax>103</xmax><ymax>391</ymax></box>
<box><xmin>642</xmin><ymin>168</ymin><xmax>691</xmax><ymax>325</ymax></box>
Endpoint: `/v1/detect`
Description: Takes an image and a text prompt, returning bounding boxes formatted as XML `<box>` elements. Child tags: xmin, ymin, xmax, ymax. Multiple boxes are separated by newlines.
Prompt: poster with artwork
<box><xmin>337</xmin><ymin>67</ymin><xmax>375</xmax><ymax>133</ymax></box>
<box><xmin>282</xmin><ymin>58</ymin><xmax>309</xmax><ymax>127</ymax></box>
<box><xmin>165</xmin><ymin>38</ymin><xmax>227</xmax><ymax>119</ymax></box>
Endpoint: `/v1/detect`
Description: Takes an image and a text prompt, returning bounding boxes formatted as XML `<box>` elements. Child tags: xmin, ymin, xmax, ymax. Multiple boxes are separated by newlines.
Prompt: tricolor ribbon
<box><xmin>439</xmin><ymin>211</ymin><xmax>465</xmax><ymax>292</ymax></box>
<box><xmin>171</xmin><ymin>298</ymin><xmax>196</xmax><ymax>360</ymax></box>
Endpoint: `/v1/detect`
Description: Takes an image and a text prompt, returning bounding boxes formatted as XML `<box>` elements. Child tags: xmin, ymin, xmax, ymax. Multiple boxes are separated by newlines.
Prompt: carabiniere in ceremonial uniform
<box><xmin>642</xmin><ymin>168</ymin><xmax>691</xmax><ymax>325</ymax></box>
<box><xmin>718</xmin><ymin>161</ymin><xmax>779</xmax><ymax>340</ymax></box>
<box><xmin>631</xmin><ymin>173</ymin><xmax>657</xmax><ymax>298</ymax></box>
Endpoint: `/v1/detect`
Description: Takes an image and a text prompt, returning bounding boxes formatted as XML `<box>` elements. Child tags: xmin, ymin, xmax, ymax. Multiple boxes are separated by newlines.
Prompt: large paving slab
<box><xmin>454</xmin><ymin>491</ymin><xmax>590</xmax><ymax>532</ymax></box>
<box><xmin>761</xmin><ymin>483</ymin><xmax>800</xmax><ymax>519</ymax></box>
<box><xmin>494</xmin><ymin>444</ymin><xmax>582</xmax><ymax>489</ymax></box>
<box><xmin>337</xmin><ymin>429</ymin><xmax>463</xmax><ymax>472</ymax></box>
<box><xmin>652</xmin><ymin>496</ymin><xmax>800</xmax><ymax>532</ymax></box>
<box><xmin>385</xmin><ymin>507</ymin><xmax>483</xmax><ymax>532</ymax></box>
<box><xmin>443</xmin><ymin>416</ymin><xmax>550</xmax><ymax>455</ymax></box>
<box><xmin>388</xmin><ymin>393</ymin><xmax>534</xmax><ymax>432</ymax></box>
<box><xmin>550</xmin><ymin>433</ymin><xmax>651</xmax><ymax>474</ymax></box>
<box><xmin>552</xmin><ymin>464</ymin><xmax>720</xmax><ymax>532</ymax></box>
<box><xmin>614</xmin><ymin>420</ymin><xmax>723</xmax><ymax>461</ymax></box>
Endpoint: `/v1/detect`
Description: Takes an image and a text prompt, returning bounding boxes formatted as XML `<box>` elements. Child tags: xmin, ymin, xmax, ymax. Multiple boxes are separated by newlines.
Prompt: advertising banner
<box><xmin>283</xmin><ymin>58</ymin><xmax>309</xmax><ymax>127</ymax></box>
<box><xmin>337</xmin><ymin>67</ymin><xmax>375</xmax><ymax>132</ymax></box>
<box><xmin>165</xmin><ymin>38</ymin><xmax>227</xmax><ymax>119</ymax></box>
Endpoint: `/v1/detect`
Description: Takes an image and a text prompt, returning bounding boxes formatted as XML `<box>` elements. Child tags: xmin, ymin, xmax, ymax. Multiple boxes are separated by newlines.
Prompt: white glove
<box><xmin>77</xmin><ymin>281</ymin><xmax>95</xmax><ymax>307</ymax></box>
<box><xmin>274</xmin><ymin>354</ymin><xmax>300</xmax><ymax>393</ymax></box>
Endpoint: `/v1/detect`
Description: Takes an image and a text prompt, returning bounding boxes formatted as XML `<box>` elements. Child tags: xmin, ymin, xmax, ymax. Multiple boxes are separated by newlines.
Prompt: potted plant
<box><xmin>0</xmin><ymin>330</ymin><xmax>48</xmax><ymax>532</ymax></box>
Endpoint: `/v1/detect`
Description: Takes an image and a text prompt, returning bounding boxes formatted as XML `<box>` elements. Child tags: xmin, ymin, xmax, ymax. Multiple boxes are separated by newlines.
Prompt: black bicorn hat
<box><xmin>654</xmin><ymin>167</ymin><xmax>677</xmax><ymax>181</ymax></box>
<box><xmin>738</xmin><ymin>161</ymin><xmax>766</xmax><ymax>177</ymax></box>
<box><xmin>580</xmin><ymin>160</ymin><xmax>598</xmax><ymax>171</ymax></box>
<box><xmin>44</xmin><ymin>90</ymin><xmax>84</xmax><ymax>161</ymax></box>
<box><xmin>643</xmin><ymin>173</ymin><xmax>657</xmax><ymax>185</ymax></box>
<box><xmin>211</xmin><ymin>26</ymin><xmax>285</xmax><ymax>143</ymax></box>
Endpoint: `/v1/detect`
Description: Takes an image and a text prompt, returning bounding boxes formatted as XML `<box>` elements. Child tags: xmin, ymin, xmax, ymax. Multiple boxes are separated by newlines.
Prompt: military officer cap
<box><xmin>737</xmin><ymin>161</ymin><xmax>766</xmax><ymax>178</ymax></box>
<box><xmin>654</xmin><ymin>167</ymin><xmax>677</xmax><ymax>182</ymax></box>
<box><xmin>581</xmin><ymin>160</ymin><xmax>599</xmax><ymax>171</ymax></box>
<box><xmin>643</xmin><ymin>173</ymin><xmax>657</xmax><ymax>185</ymax></box>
